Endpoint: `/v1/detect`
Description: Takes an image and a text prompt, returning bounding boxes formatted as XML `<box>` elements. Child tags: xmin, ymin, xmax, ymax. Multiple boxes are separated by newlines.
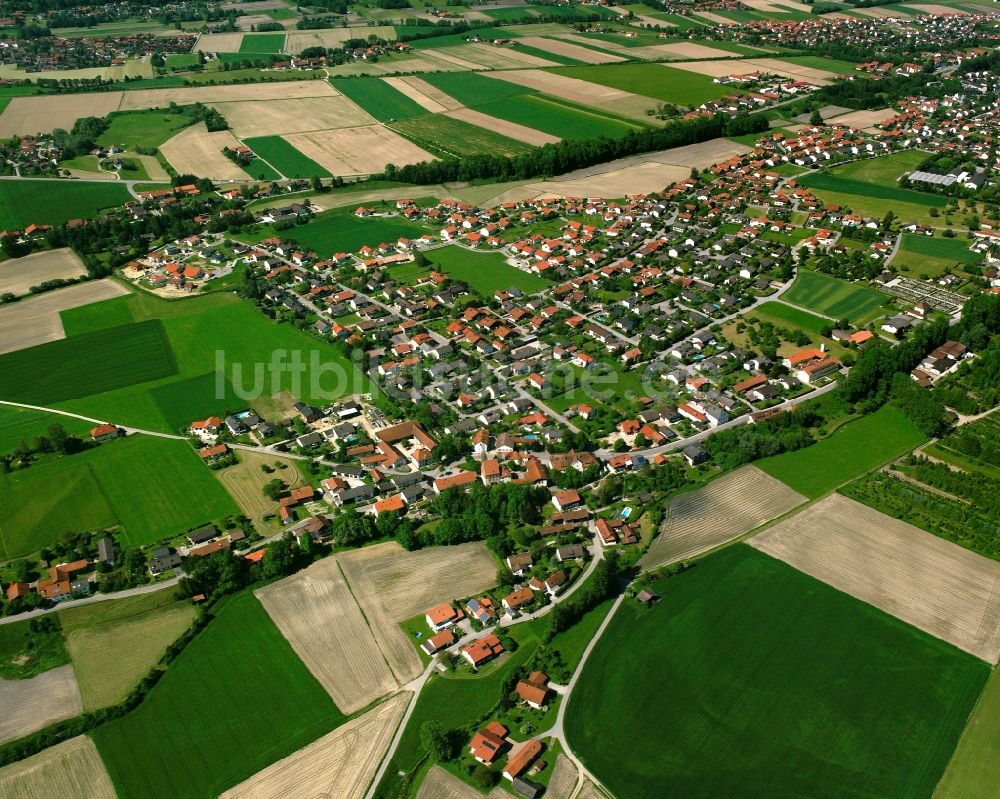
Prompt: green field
<box><xmin>331</xmin><ymin>77</ymin><xmax>429</xmax><ymax>122</ymax></box>
<box><xmin>422</xmin><ymin>245</ymin><xmax>550</xmax><ymax>296</ymax></box>
<box><xmin>566</xmin><ymin>545</ymin><xmax>988</xmax><ymax>799</ymax></box>
<box><xmin>897</xmin><ymin>233</ymin><xmax>981</xmax><ymax>278</ymax></box>
<box><xmin>91</xmin><ymin>591</ymin><xmax>345</xmax><ymax>799</ymax></box>
<box><xmin>477</xmin><ymin>94</ymin><xmax>639</xmax><ymax>140</ymax></box>
<box><xmin>799</xmin><ymin>171</ymin><xmax>948</xmax><ymax>209</ymax></box>
<box><xmin>0</xmin><ymin>180</ymin><xmax>131</xmax><ymax>229</ymax></box>
<box><xmin>239</xmin><ymin>33</ymin><xmax>286</xmax><ymax>54</ymax></box>
<box><xmin>390</xmin><ymin>113</ymin><xmax>535</xmax><ymax>158</ymax></box>
<box><xmin>96</xmin><ymin>110</ymin><xmax>195</xmax><ymax>150</ymax></box>
<box><xmin>936</xmin><ymin>668</ymin><xmax>1000</xmax><ymax>799</ymax></box>
<box><xmin>0</xmin><ymin>405</ymin><xmax>93</xmax><ymax>453</ymax></box>
<box><xmin>0</xmin><ymin>614</ymin><xmax>69</xmax><ymax>679</ymax></box>
<box><xmin>0</xmin><ymin>433</ymin><xmax>239</xmax><ymax>557</ymax></box>
<box><xmin>752</xmin><ymin>300</ymin><xmax>831</xmax><ymax>332</ymax></box>
<box><xmin>758</xmin><ymin>404</ymin><xmax>927</xmax><ymax>497</ymax></box>
<box><xmin>55</xmin><ymin>290</ymin><xmax>369</xmax><ymax>432</ymax></box>
<box><xmin>783</xmin><ymin>270</ymin><xmax>887</xmax><ymax>322</ymax></box>
<box><xmin>0</xmin><ymin>320</ymin><xmax>176</xmax><ymax>405</ymax></box>
<box><xmin>243</xmin><ymin>135</ymin><xmax>331</xmax><ymax>179</ymax></box>
<box><xmin>253</xmin><ymin>204</ymin><xmax>426</xmax><ymax>256</ymax></box>
<box><xmin>419</xmin><ymin>71</ymin><xmax>533</xmax><ymax>106</ymax></box>
<box><xmin>549</xmin><ymin>63</ymin><xmax>741</xmax><ymax>106</ymax></box>
<box><xmin>824</xmin><ymin>150</ymin><xmax>926</xmax><ymax>183</ymax></box>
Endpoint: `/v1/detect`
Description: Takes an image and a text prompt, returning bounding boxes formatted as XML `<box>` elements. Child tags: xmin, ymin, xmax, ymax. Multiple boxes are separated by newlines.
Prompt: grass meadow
<box><xmin>752</xmin><ymin>300</ymin><xmax>831</xmax><ymax>332</ymax></box>
<box><xmin>244</xmin><ymin>135</ymin><xmax>331</xmax><ymax>179</ymax></box>
<box><xmin>565</xmin><ymin>545</ymin><xmax>988</xmax><ymax>799</ymax></box>
<box><xmin>390</xmin><ymin>113</ymin><xmax>535</xmax><ymax>157</ymax></box>
<box><xmin>0</xmin><ymin>320</ymin><xmax>177</xmax><ymax>405</ymax></box>
<box><xmin>476</xmin><ymin>94</ymin><xmax>640</xmax><ymax>140</ymax></box>
<box><xmin>783</xmin><ymin>270</ymin><xmax>887</xmax><ymax>322</ymax></box>
<box><xmin>0</xmin><ymin>433</ymin><xmax>238</xmax><ymax>557</ymax></box>
<box><xmin>422</xmin><ymin>245</ymin><xmax>550</xmax><ymax>296</ymax></box>
<box><xmin>56</xmin><ymin>290</ymin><xmax>369</xmax><ymax>432</ymax></box>
<box><xmin>798</xmin><ymin>172</ymin><xmax>947</xmax><ymax>209</ymax></box>
<box><xmin>0</xmin><ymin>180</ymin><xmax>131</xmax><ymax>229</ymax></box>
<box><xmin>238</xmin><ymin>33</ymin><xmax>286</xmax><ymax>54</ymax></box>
<box><xmin>757</xmin><ymin>404</ymin><xmax>926</xmax><ymax>498</ymax></box>
<box><xmin>331</xmin><ymin>77</ymin><xmax>429</xmax><ymax>122</ymax></box>
<box><xmin>96</xmin><ymin>109</ymin><xmax>196</xmax><ymax>150</ymax></box>
<box><xmin>897</xmin><ymin>233</ymin><xmax>982</xmax><ymax>278</ymax></box>
<box><xmin>935</xmin><ymin>667</ymin><xmax>1000</xmax><ymax>799</ymax></box>
<box><xmin>91</xmin><ymin>591</ymin><xmax>345</xmax><ymax>799</ymax></box>
<box><xmin>419</xmin><ymin>71</ymin><xmax>534</xmax><ymax>106</ymax></box>
<box><xmin>549</xmin><ymin>63</ymin><xmax>741</xmax><ymax>106</ymax></box>
<box><xmin>0</xmin><ymin>405</ymin><xmax>93</xmax><ymax>452</ymax></box>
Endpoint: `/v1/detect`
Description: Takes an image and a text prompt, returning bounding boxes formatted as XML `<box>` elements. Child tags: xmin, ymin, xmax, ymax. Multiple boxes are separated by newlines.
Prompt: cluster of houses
<box><xmin>0</xmin><ymin>32</ymin><xmax>196</xmax><ymax>73</ymax></box>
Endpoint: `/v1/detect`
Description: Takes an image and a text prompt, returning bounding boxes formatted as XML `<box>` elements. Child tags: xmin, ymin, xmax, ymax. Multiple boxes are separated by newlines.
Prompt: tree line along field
<box><xmin>91</xmin><ymin>591</ymin><xmax>346</xmax><ymax>799</ymax></box>
<box><xmin>0</xmin><ymin>433</ymin><xmax>239</xmax><ymax>558</ymax></box>
<box><xmin>244</xmin><ymin>135</ymin><xmax>332</xmax><ymax>179</ymax></box>
<box><xmin>0</xmin><ymin>319</ymin><xmax>177</xmax><ymax>405</ymax></box>
<box><xmin>0</xmin><ymin>180</ymin><xmax>132</xmax><ymax>230</ymax></box>
<box><xmin>53</xmin><ymin>289</ymin><xmax>369</xmax><ymax>433</ymax></box>
<box><xmin>565</xmin><ymin>545</ymin><xmax>989</xmax><ymax>799</ymax></box>
<box><xmin>757</xmin><ymin>404</ymin><xmax>927</xmax><ymax>498</ymax></box>
<box><xmin>782</xmin><ymin>270</ymin><xmax>888</xmax><ymax>322</ymax></box>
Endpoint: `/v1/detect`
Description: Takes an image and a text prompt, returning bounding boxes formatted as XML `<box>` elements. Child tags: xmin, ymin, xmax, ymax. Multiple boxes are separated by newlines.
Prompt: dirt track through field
<box><xmin>640</xmin><ymin>465</ymin><xmax>806</xmax><ymax>570</ymax></box>
<box><xmin>220</xmin><ymin>692</ymin><xmax>408</xmax><ymax>799</ymax></box>
<box><xmin>0</xmin><ymin>666</ymin><xmax>83</xmax><ymax>745</ymax></box>
<box><xmin>0</xmin><ymin>249</ymin><xmax>85</xmax><ymax>297</ymax></box>
<box><xmin>750</xmin><ymin>494</ymin><xmax>1000</xmax><ymax>663</ymax></box>
<box><xmin>0</xmin><ymin>735</ymin><xmax>116</xmax><ymax>799</ymax></box>
<box><xmin>0</xmin><ymin>278</ymin><xmax>129</xmax><ymax>354</ymax></box>
<box><xmin>216</xmin><ymin>450</ymin><xmax>302</xmax><ymax>531</ymax></box>
<box><xmin>444</xmin><ymin>108</ymin><xmax>560</xmax><ymax>146</ymax></box>
<box><xmin>284</xmin><ymin>126</ymin><xmax>435</xmax><ymax>177</ymax></box>
<box><xmin>255</xmin><ymin>556</ymin><xmax>398</xmax><ymax>714</ymax></box>
<box><xmin>338</xmin><ymin>541</ymin><xmax>498</xmax><ymax>685</ymax></box>
<box><xmin>159</xmin><ymin>123</ymin><xmax>248</xmax><ymax>181</ymax></box>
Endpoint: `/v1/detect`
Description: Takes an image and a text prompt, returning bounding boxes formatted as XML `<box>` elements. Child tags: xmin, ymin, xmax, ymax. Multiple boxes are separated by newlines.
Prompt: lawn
<box><xmin>56</xmin><ymin>290</ymin><xmax>369</xmax><ymax>432</ymax></box>
<box><xmin>476</xmin><ymin>94</ymin><xmax>639</xmax><ymax>141</ymax></box>
<box><xmin>243</xmin><ymin>135</ymin><xmax>331</xmax><ymax>179</ymax></box>
<box><xmin>423</xmin><ymin>245</ymin><xmax>550</xmax><ymax>296</ymax></box>
<box><xmin>0</xmin><ymin>180</ymin><xmax>131</xmax><ymax>229</ymax></box>
<box><xmin>757</xmin><ymin>404</ymin><xmax>927</xmax><ymax>498</ymax></box>
<box><xmin>331</xmin><ymin>77</ymin><xmax>430</xmax><ymax>122</ymax></box>
<box><xmin>565</xmin><ymin>544</ymin><xmax>988</xmax><ymax>799</ymax></box>
<box><xmin>96</xmin><ymin>109</ymin><xmax>196</xmax><ymax>150</ymax></box>
<box><xmin>390</xmin><ymin>114</ymin><xmax>536</xmax><ymax>158</ymax></box>
<box><xmin>753</xmin><ymin>300</ymin><xmax>831</xmax><ymax>332</ymax></box>
<box><xmin>91</xmin><ymin>591</ymin><xmax>345</xmax><ymax>799</ymax></box>
<box><xmin>0</xmin><ymin>320</ymin><xmax>177</xmax><ymax>405</ymax></box>
<box><xmin>238</xmin><ymin>32</ymin><xmax>286</xmax><ymax>54</ymax></box>
<box><xmin>549</xmin><ymin>63</ymin><xmax>741</xmax><ymax>106</ymax></box>
<box><xmin>0</xmin><ymin>433</ymin><xmax>239</xmax><ymax>557</ymax></box>
<box><xmin>782</xmin><ymin>270</ymin><xmax>887</xmax><ymax>322</ymax></box>
<box><xmin>936</xmin><ymin>667</ymin><xmax>1000</xmax><ymax>799</ymax></box>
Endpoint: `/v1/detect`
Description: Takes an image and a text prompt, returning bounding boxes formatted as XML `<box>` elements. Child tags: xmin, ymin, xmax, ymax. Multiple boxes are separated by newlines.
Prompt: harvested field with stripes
<box><xmin>0</xmin><ymin>248</ymin><xmax>85</xmax><ymax>298</ymax></box>
<box><xmin>284</xmin><ymin>126</ymin><xmax>435</xmax><ymax>177</ymax></box>
<box><xmin>443</xmin><ymin>107</ymin><xmax>560</xmax><ymax>146</ymax></box>
<box><xmin>546</xmin><ymin>755</ymin><xmax>580</xmax><ymax>799</ymax></box>
<box><xmin>285</xmin><ymin>27</ymin><xmax>395</xmax><ymax>52</ymax></box>
<box><xmin>518</xmin><ymin>36</ymin><xmax>625</xmax><ymax>63</ymax></box>
<box><xmin>159</xmin><ymin>123</ymin><xmax>247</xmax><ymax>181</ymax></box>
<box><xmin>750</xmin><ymin>494</ymin><xmax>1000</xmax><ymax>662</ymax></box>
<box><xmin>0</xmin><ymin>736</ymin><xmax>116</xmax><ymax>799</ymax></box>
<box><xmin>416</xmin><ymin>765</ymin><xmax>509</xmax><ymax>799</ymax></box>
<box><xmin>384</xmin><ymin>75</ymin><xmax>463</xmax><ymax>110</ymax></box>
<box><xmin>255</xmin><ymin>555</ymin><xmax>398</xmax><ymax>715</ymax></box>
<box><xmin>0</xmin><ymin>666</ymin><xmax>83</xmax><ymax>745</ymax></box>
<box><xmin>337</xmin><ymin>541</ymin><xmax>498</xmax><ymax>685</ymax></box>
<box><xmin>220</xmin><ymin>692</ymin><xmax>409</xmax><ymax>799</ymax></box>
<box><xmin>486</xmin><ymin>69</ymin><xmax>656</xmax><ymax>120</ymax></box>
<box><xmin>194</xmin><ymin>32</ymin><xmax>244</xmax><ymax>52</ymax></box>
<box><xmin>208</xmin><ymin>96</ymin><xmax>374</xmax><ymax>137</ymax></box>
<box><xmin>639</xmin><ymin>465</ymin><xmax>806</xmax><ymax>570</ymax></box>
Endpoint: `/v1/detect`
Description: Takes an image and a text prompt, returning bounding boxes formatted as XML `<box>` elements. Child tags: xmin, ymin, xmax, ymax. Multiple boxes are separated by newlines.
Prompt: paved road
<box><xmin>0</xmin><ymin>577</ymin><xmax>180</xmax><ymax>625</ymax></box>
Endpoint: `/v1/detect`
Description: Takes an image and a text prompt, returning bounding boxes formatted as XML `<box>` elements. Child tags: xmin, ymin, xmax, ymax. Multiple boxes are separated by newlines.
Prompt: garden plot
<box><xmin>283</xmin><ymin>126</ymin><xmax>435</xmax><ymax>177</ymax></box>
<box><xmin>0</xmin><ymin>279</ymin><xmax>128</xmax><ymax>354</ymax></box>
<box><xmin>0</xmin><ymin>249</ymin><xmax>85</xmax><ymax>297</ymax></box>
<box><xmin>220</xmin><ymin>692</ymin><xmax>409</xmax><ymax>799</ymax></box>
<box><xmin>0</xmin><ymin>736</ymin><xmax>116</xmax><ymax>799</ymax></box>
<box><xmin>0</xmin><ymin>92</ymin><xmax>123</xmax><ymax>137</ymax></box>
<box><xmin>208</xmin><ymin>96</ymin><xmax>374</xmax><ymax>137</ymax></box>
<box><xmin>640</xmin><ymin>465</ymin><xmax>806</xmax><ymax>570</ymax></box>
<box><xmin>338</xmin><ymin>541</ymin><xmax>498</xmax><ymax>685</ymax></box>
<box><xmin>159</xmin><ymin>123</ymin><xmax>247</xmax><ymax>181</ymax></box>
<box><xmin>750</xmin><ymin>494</ymin><xmax>1000</xmax><ymax>663</ymax></box>
<box><xmin>255</xmin><ymin>556</ymin><xmax>399</xmax><ymax>714</ymax></box>
<box><xmin>0</xmin><ymin>666</ymin><xmax>83</xmax><ymax>745</ymax></box>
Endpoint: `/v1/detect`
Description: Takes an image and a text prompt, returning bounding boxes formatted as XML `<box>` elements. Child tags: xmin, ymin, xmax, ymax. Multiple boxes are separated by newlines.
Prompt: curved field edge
<box><xmin>564</xmin><ymin>545</ymin><xmax>988</xmax><ymax>799</ymax></box>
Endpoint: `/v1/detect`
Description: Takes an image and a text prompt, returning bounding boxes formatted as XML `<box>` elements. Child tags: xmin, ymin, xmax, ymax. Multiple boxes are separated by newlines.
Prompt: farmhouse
<box><xmin>90</xmin><ymin>423</ymin><xmax>122</xmax><ymax>442</ymax></box>
<box><xmin>516</xmin><ymin>672</ymin><xmax>551</xmax><ymax>709</ymax></box>
<box><xmin>503</xmin><ymin>739</ymin><xmax>543</xmax><ymax>781</ymax></box>
<box><xmin>462</xmin><ymin>634</ymin><xmax>505</xmax><ymax>668</ymax></box>
<box><xmin>469</xmin><ymin>721</ymin><xmax>509</xmax><ymax>765</ymax></box>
